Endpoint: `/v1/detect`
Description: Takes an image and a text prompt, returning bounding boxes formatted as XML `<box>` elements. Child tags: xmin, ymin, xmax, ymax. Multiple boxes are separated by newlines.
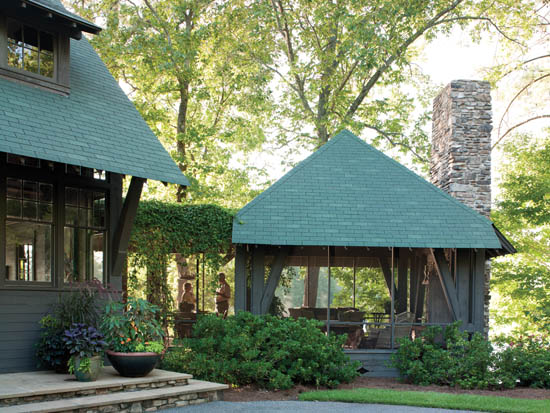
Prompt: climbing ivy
<box><xmin>128</xmin><ymin>201</ymin><xmax>235</xmax><ymax>315</ymax></box>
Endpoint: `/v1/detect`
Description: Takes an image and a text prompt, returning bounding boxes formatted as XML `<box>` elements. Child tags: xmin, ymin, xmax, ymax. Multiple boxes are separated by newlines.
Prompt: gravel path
<box><xmin>162</xmin><ymin>401</ymin><xmax>479</xmax><ymax>412</ymax></box>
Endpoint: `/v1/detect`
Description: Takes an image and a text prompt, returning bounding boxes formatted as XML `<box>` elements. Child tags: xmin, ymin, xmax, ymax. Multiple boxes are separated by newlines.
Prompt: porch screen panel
<box><xmin>5</xmin><ymin>178</ymin><xmax>53</xmax><ymax>282</ymax></box>
<box><xmin>64</xmin><ymin>188</ymin><xmax>106</xmax><ymax>284</ymax></box>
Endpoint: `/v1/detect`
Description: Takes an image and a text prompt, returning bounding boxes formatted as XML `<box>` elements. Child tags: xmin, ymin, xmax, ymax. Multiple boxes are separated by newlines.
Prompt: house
<box><xmin>231</xmin><ymin>80</ymin><xmax>515</xmax><ymax>375</ymax></box>
<box><xmin>0</xmin><ymin>0</ymin><xmax>188</xmax><ymax>373</ymax></box>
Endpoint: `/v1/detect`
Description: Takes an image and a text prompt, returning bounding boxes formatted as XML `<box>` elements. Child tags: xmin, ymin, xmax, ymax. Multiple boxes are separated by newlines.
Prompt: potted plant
<box><xmin>62</xmin><ymin>323</ymin><xmax>107</xmax><ymax>382</ymax></box>
<box><xmin>102</xmin><ymin>297</ymin><xmax>165</xmax><ymax>377</ymax></box>
<box><xmin>35</xmin><ymin>281</ymin><xmax>119</xmax><ymax>373</ymax></box>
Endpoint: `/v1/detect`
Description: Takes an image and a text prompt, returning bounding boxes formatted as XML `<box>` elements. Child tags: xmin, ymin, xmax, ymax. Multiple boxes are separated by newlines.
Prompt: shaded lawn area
<box><xmin>298</xmin><ymin>388</ymin><xmax>550</xmax><ymax>413</ymax></box>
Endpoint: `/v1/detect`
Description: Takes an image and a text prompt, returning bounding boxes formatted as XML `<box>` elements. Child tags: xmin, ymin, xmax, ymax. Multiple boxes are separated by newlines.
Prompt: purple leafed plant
<box><xmin>63</xmin><ymin>323</ymin><xmax>107</xmax><ymax>359</ymax></box>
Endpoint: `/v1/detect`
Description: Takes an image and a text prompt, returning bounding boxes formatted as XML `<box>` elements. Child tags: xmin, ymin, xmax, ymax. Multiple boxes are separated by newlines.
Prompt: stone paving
<box><xmin>0</xmin><ymin>368</ymin><xmax>226</xmax><ymax>412</ymax></box>
<box><xmin>0</xmin><ymin>367</ymin><xmax>191</xmax><ymax>404</ymax></box>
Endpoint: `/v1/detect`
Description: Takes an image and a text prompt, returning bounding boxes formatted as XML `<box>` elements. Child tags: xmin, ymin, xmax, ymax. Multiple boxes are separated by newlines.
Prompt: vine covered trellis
<box><xmin>128</xmin><ymin>201</ymin><xmax>235</xmax><ymax>315</ymax></box>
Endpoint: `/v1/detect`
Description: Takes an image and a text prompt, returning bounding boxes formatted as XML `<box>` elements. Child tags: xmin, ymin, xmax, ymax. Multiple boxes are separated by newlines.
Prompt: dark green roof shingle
<box><xmin>233</xmin><ymin>130</ymin><xmax>502</xmax><ymax>249</ymax></box>
<box><xmin>0</xmin><ymin>31</ymin><xmax>188</xmax><ymax>186</ymax></box>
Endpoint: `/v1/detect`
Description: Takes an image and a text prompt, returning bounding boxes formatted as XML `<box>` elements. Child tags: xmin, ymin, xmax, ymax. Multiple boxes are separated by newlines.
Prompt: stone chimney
<box><xmin>430</xmin><ymin>80</ymin><xmax>492</xmax><ymax>218</ymax></box>
<box><xmin>430</xmin><ymin>80</ymin><xmax>492</xmax><ymax>335</ymax></box>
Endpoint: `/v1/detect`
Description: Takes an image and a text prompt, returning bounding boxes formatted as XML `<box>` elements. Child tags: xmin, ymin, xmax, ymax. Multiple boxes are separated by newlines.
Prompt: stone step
<box><xmin>0</xmin><ymin>379</ymin><xmax>227</xmax><ymax>413</ymax></box>
<box><xmin>0</xmin><ymin>368</ymin><xmax>192</xmax><ymax>407</ymax></box>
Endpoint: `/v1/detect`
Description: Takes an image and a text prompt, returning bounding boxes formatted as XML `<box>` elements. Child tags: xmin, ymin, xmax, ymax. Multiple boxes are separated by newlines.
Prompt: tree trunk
<box><xmin>317</xmin><ymin>126</ymin><xmax>329</xmax><ymax>148</ymax></box>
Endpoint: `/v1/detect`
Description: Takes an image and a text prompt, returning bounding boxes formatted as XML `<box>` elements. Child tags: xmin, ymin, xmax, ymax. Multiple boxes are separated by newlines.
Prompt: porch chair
<box><xmin>374</xmin><ymin>311</ymin><xmax>415</xmax><ymax>349</ymax></box>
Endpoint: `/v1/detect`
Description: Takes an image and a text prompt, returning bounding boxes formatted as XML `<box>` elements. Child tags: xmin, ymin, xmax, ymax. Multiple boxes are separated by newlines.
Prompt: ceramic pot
<box><xmin>74</xmin><ymin>355</ymin><xmax>103</xmax><ymax>382</ymax></box>
<box><xmin>106</xmin><ymin>350</ymin><xmax>159</xmax><ymax>377</ymax></box>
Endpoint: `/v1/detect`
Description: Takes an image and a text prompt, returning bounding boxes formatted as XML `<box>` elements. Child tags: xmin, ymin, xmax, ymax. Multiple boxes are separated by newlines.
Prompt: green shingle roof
<box><xmin>0</xmin><ymin>31</ymin><xmax>189</xmax><ymax>186</ymax></box>
<box><xmin>233</xmin><ymin>130</ymin><xmax>503</xmax><ymax>249</ymax></box>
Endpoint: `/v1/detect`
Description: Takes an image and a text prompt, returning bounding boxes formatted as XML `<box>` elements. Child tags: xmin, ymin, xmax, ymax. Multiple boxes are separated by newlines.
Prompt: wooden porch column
<box><xmin>303</xmin><ymin>263</ymin><xmax>320</xmax><ymax>308</ymax></box>
<box><xmin>250</xmin><ymin>246</ymin><xmax>265</xmax><ymax>315</ymax></box>
<box><xmin>396</xmin><ymin>248</ymin><xmax>409</xmax><ymax>313</ymax></box>
<box><xmin>108</xmin><ymin>173</ymin><xmax>123</xmax><ymax>291</ymax></box>
<box><xmin>410</xmin><ymin>255</ymin><xmax>419</xmax><ymax>315</ymax></box>
<box><xmin>111</xmin><ymin>177</ymin><xmax>145</xmax><ymax>282</ymax></box>
<box><xmin>415</xmin><ymin>255</ymin><xmax>427</xmax><ymax>321</ymax></box>
<box><xmin>456</xmin><ymin>249</ymin><xmax>473</xmax><ymax>331</ymax></box>
<box><xmin>234</xmin><ymin>244</ymin><xmax>248</xmax><ymax>313</ymax></box>
<box><xmin>473</xmin><ymin>249</ymin><xmax>486</xmax><ymax>332</ymax></box>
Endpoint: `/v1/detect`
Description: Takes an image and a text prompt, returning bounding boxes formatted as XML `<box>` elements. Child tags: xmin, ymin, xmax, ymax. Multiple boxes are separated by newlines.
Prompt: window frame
<box><xmin>0</xmin><ymin>154</ymin><xmax>112</xmax><ymax>291</ymax></box>
<box><xmin>63</xmin><ymin>186</ymin><xmax>107</xmax><ymax>285</ymax></box>
<box><xmin>0</xmin><ymin>14</ymin><xmax>71</xmax><ymax>94</ymax></box>
<box><xmin>6</xmin><ymin>18</ymin><xmax>56</xmax><ymax>79</ymax></box>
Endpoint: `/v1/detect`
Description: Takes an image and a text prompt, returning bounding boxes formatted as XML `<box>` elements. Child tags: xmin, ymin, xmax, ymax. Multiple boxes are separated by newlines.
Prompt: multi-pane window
<box><xmin>3</xmin><ymin>153</ymin><xmax>110</xmax><ymax>286</ymax></box>
<box><xmin>64</xmin><ymin>188</ymin><xmax>106</xmax><ymax>284</ymax></box>
<box><xmin>5</xmin><ymin>178</ymin><xmax>53</xmax><ymax>282</ymax></box>
<box><xmin>7</xmin><ymin>19</ymin><xmax>54</xmax><ymax>78</ymax></box>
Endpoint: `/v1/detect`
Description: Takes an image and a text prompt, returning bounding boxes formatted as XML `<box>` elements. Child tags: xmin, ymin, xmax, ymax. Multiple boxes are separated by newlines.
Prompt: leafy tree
<box><xmin>243</xmin><ymin>0</ymin><xmax>535</xmax><ymax>168</ymax></box>
<box><xmin>491</xmin><ymin>136</ymin><xmax>550</xmax><ymax>333</ymax></box>
<box><xmin>487</xmin><ymin>3</ymin><xmax>550</xmax><ymax>150</ymax></box>
<box><xmin>67</xmin><ymin>0</ymin><xmax>273</xmax><ymax>207</ymax></box>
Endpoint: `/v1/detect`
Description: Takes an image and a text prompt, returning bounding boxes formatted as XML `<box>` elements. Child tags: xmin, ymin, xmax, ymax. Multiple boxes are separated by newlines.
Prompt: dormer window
<box><xmin>0</xmin><ymin>1</ymin><xmax>101</xmax><ymax>94</ymax></box>
<box><xmin>7</xmin><ymin>18</ymin><xmax>54</xmax><ymax>78</ymax></box>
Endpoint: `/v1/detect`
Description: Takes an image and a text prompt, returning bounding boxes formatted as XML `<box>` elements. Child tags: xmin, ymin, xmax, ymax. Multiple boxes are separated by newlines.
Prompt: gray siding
<box><xmin>0</xmin><ymin>290</ymin><xmax>60</xmax><ymax>373</ymax></box>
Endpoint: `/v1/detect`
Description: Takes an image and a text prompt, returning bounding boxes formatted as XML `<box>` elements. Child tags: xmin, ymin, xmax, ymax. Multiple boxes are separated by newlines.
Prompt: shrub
<box><xmin>493</xmin><ymin>334</ymin><xmax>550</xmax><ymax>388</ymax></box>
<box><xmin>102</xmin><ymin>297</ymin><xmax>165</xmax><ymax>352</ymax></box>
<box><xmin>161</xmin><ymin>312</ymin><xmax>359</xmax><ymax>390</ymax></box>
<box><xmin>35</xmin><ymin>315</ymin><xmax>69</xmax><ymax>371</ymax></box>
<box><xmin>391</xmin><ymin>323</ymin><xmax>496</xmax><ymax>389</ymax></box>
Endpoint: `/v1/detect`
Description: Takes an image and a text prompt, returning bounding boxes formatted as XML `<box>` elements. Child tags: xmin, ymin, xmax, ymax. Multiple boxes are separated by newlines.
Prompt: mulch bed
<box><xmin>224</xmin><ymin>377</ymin><xmax>550</xmax><ymax>402</ymax></box>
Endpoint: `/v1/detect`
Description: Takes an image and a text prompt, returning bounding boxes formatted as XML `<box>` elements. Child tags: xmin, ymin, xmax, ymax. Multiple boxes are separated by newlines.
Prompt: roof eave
<box><xmin>486</xmin><ymin>224</ymin><xmax>517</xmax><ymax>258</ymax></box>
<box><xmin>25</xmin><ymin>0</ymin><xmax>102</xmax><ymax>34</ymax></box>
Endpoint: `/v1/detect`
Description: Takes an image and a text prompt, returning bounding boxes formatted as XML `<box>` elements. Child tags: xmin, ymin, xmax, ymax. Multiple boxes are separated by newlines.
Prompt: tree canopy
<box><xmin>491</xmin><ymin>137</ymin><xmax>550</xmax><ymax>333</ymax></box>
<box><xmin>69</xmin><ymin>0</ymin><xmax>537</xmax><ymax>198</ymax></box>
<box><xmin>241</xmin><ymin>0</ymin><xmax>535</xmax><ymax>170</ymax></box>
<box><xmin>70</xmin><ymin>0</ymin><xmax>273</xmax><ymax>206</ymax></box>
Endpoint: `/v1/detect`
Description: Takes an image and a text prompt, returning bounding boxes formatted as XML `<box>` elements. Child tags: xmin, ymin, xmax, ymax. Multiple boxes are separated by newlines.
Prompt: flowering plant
<box><xmin>101</xmin><ymin>297</ymin><xmax>165</xmax><ymax>353</ymax></box>
<box><xmin>62</xmin><ymin>323</ymin><xmax>106</xmax><ymax>373</ymax></box>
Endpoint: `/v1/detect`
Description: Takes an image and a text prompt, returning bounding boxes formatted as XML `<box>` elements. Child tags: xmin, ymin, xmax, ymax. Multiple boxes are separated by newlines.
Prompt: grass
<box><xmin>298</xmin><ymin>388</ymin><xmax>550</xmax><ymax>413</ymax></box>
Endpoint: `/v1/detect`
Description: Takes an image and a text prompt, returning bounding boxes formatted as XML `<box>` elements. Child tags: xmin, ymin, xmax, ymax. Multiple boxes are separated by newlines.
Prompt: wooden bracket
<box><xmin>431</xmin><ymin>248</ymin><xmax>461</xmax><ymax>321</ymax></box>
<box><xmin>260</xmin><ymin>247</ymin><xmax>289</xmax><ymax>314</ymax></box>
<box><xmin>111</xmin><ymin>177</ymin><xmax>145</xmax><ymax>278</ymax></box>
<box><xmin>377</xmin><ymin>256</ymin><xmax>398</xmax><ymax>300</ymax></box>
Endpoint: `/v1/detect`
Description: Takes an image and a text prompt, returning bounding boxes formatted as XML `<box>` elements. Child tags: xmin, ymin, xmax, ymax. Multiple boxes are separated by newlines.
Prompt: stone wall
<box><xmin>430</xmin><ymin>80</ymin><xmax>492</xmax><ymax>335</ymax></box>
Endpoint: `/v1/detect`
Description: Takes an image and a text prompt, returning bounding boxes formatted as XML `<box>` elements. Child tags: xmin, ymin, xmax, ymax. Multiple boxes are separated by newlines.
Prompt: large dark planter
<box><xmin>106</xmin><ymin>350</ymin><xmax>159</xmax><ymax>377</ymax></box>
